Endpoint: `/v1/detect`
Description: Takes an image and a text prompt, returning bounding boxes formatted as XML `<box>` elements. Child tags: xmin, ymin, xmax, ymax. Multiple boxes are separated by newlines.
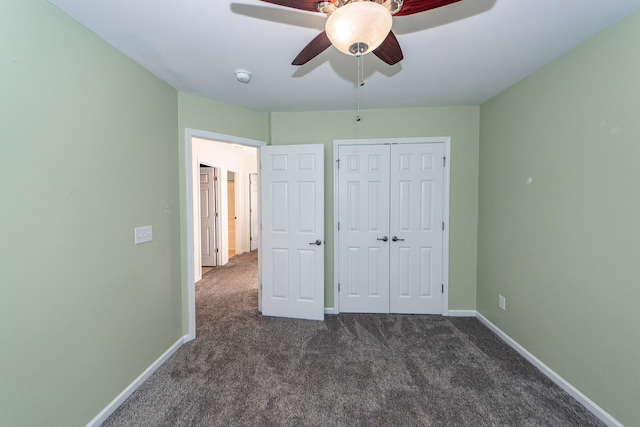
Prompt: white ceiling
<box><xmin>48</xmin><ymin>0</ymin><xmax>640</xmax><ymax>112</ymax></box>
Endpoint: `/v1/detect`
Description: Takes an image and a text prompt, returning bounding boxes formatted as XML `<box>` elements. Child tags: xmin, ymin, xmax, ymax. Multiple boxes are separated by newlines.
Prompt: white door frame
<box><xmin>333</xmin><ymin>137</ymin><xmax>451</xmax><ymax>315</ymax></box>
<box><xmin>185</xmin><ymin>128</ymin><xmax>266</xmax><ymax>341</ymax></box>
<box><xmin>249</xmin><ymin>173</ymin><xmax>260</xmax><ymax>251</ymax></box>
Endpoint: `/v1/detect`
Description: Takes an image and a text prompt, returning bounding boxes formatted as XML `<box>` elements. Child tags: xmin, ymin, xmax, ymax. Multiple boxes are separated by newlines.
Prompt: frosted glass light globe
<box><xmin>325</xmin><ymin>1</ymin><xmax>392</xmax><ymax>56</ymax></box>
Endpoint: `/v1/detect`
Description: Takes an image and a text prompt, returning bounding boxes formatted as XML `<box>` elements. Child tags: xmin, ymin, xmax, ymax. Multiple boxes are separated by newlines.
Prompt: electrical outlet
<box><xmin>134</xmin><ymin>225</ymin><xmax>153</xmax><ymax>245</ymax></box>
<box><xmin>498</xmin><ymin>295</ymin><xmax>506</xmax><ymax>310</ymax></box>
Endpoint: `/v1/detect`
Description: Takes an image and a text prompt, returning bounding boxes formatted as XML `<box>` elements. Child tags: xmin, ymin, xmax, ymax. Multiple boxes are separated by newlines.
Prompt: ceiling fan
<box><xmin>258</xmin><ymin>0</ymin><xmax>463</xmax><ymax>66</ymax></box>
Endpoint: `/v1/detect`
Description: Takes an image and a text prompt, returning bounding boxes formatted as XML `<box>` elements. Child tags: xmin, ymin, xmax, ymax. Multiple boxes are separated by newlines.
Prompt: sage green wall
<box><xmin>177</xmin><ymin>93</ymin><xmax>269</xmax><ymax>143</ymax></box>
<box><xmin>0</xmin><ymin>1</ymin><xmax>181</xmax><ymax>426</ymax></box>
<box><xmin>478</xmin><ymin>11</ymin><xmax>640</xmax><ymax>425</ymax></box>
<box><xmin>271</xmin><ymin>107</ymin><xmax>479</xmax><ymax>310</ymax></box>
<box><xmin>177</xmin><ymin>93</ymin><xmax>269</xmax><ymax>332</ymax></box>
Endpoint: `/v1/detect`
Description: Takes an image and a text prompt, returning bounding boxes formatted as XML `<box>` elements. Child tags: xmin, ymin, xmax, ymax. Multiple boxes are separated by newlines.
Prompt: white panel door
<box><xmin>260</xmin><ymin>144</ymin><xmax>324</xmax><ymax>321</ymax></box>
<box><xmin>249</xmin><ymin>173</ymin><xmax>259</xmax><ymax>251</ymax></box>
<box><xmin>338</xmin><ymin>145</ymin><xmax>390</xmax><ymax>313</ymax></box>
<box><xmin>389</xmin><ymin>144</ymin><xmax>444</xmax><ymax>314</ymax></box>
<box><xmin>200</xmin><ymin>167</ymin><xmax>217</xmax><ymax>267</ymax></box>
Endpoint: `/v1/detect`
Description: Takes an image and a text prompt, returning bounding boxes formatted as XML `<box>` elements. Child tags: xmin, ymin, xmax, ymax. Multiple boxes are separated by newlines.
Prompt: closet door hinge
<box><xmin>336</xmin><ymin>159</ymin><xmax>340</xmax><ymax>169</ymax></box>
<box><xmin>338</xmin><ymin>222</ymin><xmax>340</xmax><ymax>231</ymax></box>
<box><xmin>338</xmin><ymin>283</ymin><xmax>341</xmax><ymax>292</ymax></box>
<box><xmin>442</xmin><ymin>221</ymin><xmax>445</xmax><ymax>231</ymax></box>
<box><xmin>442</xmin><ymin>284</ymin><xmax>444</xmax><ymax>293</ymax></box>
<box><xmin>443</xmin><ymin>156</ymin><xmax>446</xmax><ymax>167</ymax></box>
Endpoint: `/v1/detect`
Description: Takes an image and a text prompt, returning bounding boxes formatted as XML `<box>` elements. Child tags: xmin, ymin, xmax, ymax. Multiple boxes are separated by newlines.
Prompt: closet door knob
<box><xmin>377</xmin><ymin>236</ymin><xmax>388</xmax><ymax>242</ymax></box>
<box><xmin>392</xmin><ymin>236</ymin><xmax>405</xmax><ymax>242</ymax></box>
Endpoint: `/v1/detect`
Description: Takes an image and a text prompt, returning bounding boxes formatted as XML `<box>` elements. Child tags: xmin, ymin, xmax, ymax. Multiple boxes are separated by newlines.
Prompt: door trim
<box><xmin>185</xmin><ymin>128</ymin><xmax>266</xmax><ymax>341</ymax></box>
<box><xmin>249</xmin><ymin>173</ymin><xmax>260</xmax><ymax>251</ymax></box>
<box><xmin>332</xmin><ymin>137</ymin><xmax>451</xmax><ymax>315</ymax></box>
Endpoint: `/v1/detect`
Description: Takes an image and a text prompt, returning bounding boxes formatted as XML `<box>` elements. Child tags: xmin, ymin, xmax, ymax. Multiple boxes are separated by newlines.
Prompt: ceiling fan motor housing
<box><xmin>317</xmin><ymin>0</ymin><xmax>404</xmax><ymax>15</ymax></box>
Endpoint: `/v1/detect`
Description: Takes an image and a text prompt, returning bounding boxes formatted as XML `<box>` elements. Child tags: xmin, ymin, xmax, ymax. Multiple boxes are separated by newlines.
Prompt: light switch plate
<box><xmin>498</xmin><ymin>295</ymin><xmax>506</xmax><ymax>310</ymax></box>
<box><xmin>134</xmin><ymin>225</ymin><xmax>152</xmax><ymax>244</ymax></box>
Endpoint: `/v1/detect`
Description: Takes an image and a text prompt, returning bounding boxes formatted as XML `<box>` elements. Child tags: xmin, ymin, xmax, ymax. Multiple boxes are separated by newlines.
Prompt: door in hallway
<box><xmin>200</xmin><ymin>166</ymin><xmax>218</xmax><ymax>267</ymax></box>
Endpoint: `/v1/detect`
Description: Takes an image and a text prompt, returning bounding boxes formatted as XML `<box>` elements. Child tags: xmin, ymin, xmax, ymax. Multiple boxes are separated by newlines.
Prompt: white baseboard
<box><xmin>326</xmin><ymin>308</ymin><xmax>477</xmax><ymax>316</ymax></box>
<box><xmin>86</xmin><ymin>335</ymin><xmax>188</xmax><ymax>427</ymax></box>
<box><xmin>476</xmin><ymin>313</ymin><xmax>622</xmax><ymax>427</ymax></box>
<box><xmin>447</xmin><ymin>309</ymin><xmax>477</xmax><ymax>317</ymax></box>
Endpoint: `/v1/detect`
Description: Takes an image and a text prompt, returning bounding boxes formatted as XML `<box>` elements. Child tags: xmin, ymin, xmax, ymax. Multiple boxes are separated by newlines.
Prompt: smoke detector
<box><xmin>235</xmin><ymin>69</ymin><xmax>252</xmax><ymax>84</ymax></box>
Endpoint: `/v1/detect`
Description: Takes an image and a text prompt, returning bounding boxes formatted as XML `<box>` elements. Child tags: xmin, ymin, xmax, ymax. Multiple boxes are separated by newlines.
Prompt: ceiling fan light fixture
<box><xmin>325</xmin><ymin>1</ymin><xmax>392</xmax><ymax>56</ymax></box>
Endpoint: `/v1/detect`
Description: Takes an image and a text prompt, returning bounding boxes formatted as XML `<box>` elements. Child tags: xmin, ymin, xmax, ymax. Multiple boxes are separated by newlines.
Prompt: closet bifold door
<box><xmin>389</xmin><ymin>143</ymin><xmax>444</xmax><ymax>314</ymax></box>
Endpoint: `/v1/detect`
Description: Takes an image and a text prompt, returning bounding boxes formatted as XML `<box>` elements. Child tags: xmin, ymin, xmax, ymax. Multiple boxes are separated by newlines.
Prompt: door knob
<box><xmin>377</xmin><ymin>236</ymin><xmax>388</xmax><ymax>242</ymax></box>
<box><xmin>309</xmin><ymin>239</ymin><xmax>322</xmax><ymax>246</ymax></box>
<box><xmin>392</xmin><ymin>236</ymin><xmax>405</xmax><ymax>242</ymax></box>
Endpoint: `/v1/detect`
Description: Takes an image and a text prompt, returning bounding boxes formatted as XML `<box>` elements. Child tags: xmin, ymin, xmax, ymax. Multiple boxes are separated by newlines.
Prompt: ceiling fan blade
<box><xmin>373</xmin><ymin>31</ymin><xmax>403</xmax><ymax>65</ymax></box>
<box><xmin>394</xmin><ymin>0</ymin><xmax>462</xmax><ymax>16</ymax></box>
<box><xmin>292</xmin><ymin>31</ymin><xmax>332</xmax><ymax>66</ymax></box>
<box><xmin>258</xmin><ymin>0</ymin><xmax>321</xmax><ymax>13</ymax></box>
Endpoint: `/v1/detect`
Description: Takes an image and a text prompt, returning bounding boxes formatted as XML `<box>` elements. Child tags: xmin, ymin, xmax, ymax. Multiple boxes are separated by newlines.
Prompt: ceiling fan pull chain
<box><xmin>356</xmin><ymin>53</ymin><xmax>365</xmax><ymax>122</ymax></box>
<box><xmin>356</xmin><ymin>55</ymin><xmax>361</xmax><ymax>121</ymax></box>
<box><xmin>360</xmin><ymin>51</ymin><xmax>365</xmax><ymax>87</ymax></box>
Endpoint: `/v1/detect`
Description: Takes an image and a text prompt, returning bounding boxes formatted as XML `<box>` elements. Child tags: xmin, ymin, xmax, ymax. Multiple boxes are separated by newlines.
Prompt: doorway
<box><xmin>227</xmin><ymin>171</ymin><xmax>237</xmax><ymax>259</ymax></box>
<box><xmin>192</xmin><ymin>138</ymin><xmax>258</xmax><ymax>281</ymax></box>
<box><xmin>185</xmin><ymin>129</ymin><xmax>266</xmax><ymax>341</ymax></box>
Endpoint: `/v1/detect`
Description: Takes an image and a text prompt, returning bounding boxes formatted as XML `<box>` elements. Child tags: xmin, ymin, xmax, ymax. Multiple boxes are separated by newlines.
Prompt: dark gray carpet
<box><xmin>103</xmin><ymin>251</ymin><xmax>603</xmax><ymax>426</ymax></box>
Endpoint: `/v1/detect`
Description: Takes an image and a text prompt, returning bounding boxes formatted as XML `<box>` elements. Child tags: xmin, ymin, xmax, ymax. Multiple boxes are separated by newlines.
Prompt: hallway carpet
<box><xmin>103</xmin><ymin>251</ymin><xmax>603</xmax><ymax>426</ymax></box>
